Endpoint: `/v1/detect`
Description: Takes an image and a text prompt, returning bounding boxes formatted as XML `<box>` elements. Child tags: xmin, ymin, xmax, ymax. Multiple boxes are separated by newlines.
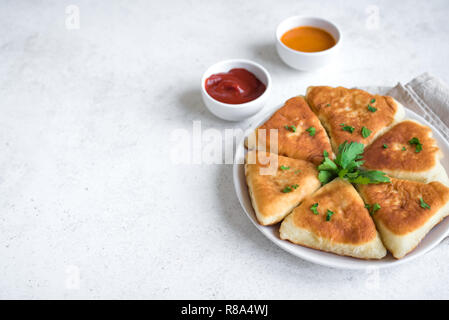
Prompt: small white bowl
<box><xmin>276</xmin><ymin>16</ymin><xmax>341</xmax><ymax>71</ymax></box>
<box><xmin>201</xmin><ymin>59</ymin><xmax>271</xmax><ymax>121</ymax></box>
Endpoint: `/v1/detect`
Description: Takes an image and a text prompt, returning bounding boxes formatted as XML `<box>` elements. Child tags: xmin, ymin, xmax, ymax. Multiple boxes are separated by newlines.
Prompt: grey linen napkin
<box><xmin>387</xmin><ymin>73</ymin><xmax>449</xmax><ymax>141</ymax></box>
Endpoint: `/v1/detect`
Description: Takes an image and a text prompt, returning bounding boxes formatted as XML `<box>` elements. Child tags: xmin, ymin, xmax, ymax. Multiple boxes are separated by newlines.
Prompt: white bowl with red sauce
<box><xmin>201</xmin><ymin>59</ymin><xmax>271</xmax><ymax>121</ymax></box>
<box><xmin>276</xmin><ymin>16</ymin><xmax>341</xmax><ymax>71</ymax></box>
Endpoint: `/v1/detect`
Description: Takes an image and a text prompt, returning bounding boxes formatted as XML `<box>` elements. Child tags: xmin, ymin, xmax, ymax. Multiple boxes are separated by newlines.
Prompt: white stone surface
<box><xmin>1</xmin><ymin>0</ymin><xmax>449</xmax><ymax>299</ymax></box>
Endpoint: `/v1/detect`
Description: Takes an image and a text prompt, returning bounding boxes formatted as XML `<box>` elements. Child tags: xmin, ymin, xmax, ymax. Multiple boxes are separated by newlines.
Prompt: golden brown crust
<box><xmin>363</xmin><ymin>120</ymin><xmax>441</xmax><ymax>172</ymax></box>
<box><xmin>289</xmin><ymin>178</ymin><xmax>377</xmax><ymax>244</ymax></box>
<box><xmin>245</xmin><ymin>151</ymin><xmax>321</xmax><ymax>225</ymax></box>
<box><xmin>305</xmin><ymin>86</ymin><xmax>399</xmax><ymax>151</ymax></box>
<box><xmin>358</xmin><ymin>178</ymin><xmax>449</xmax><ymax>235</ymax></box>
<box><xmin>250</xmin><ymin>96</ymin><xmax>333</xmax><ymax>165</ymax></box>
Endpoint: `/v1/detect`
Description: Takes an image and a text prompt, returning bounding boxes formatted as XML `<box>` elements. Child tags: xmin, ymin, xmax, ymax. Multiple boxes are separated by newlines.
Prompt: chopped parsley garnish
<box><xmin>282</xmin><ymin>184</ymin><xmax>299</xmax><ymax>193</ymax></box>
<box><xmin>326</xmin><ymin>209</ymin><xmax>335</xmax><ymax>221</ymax></box>
<box><xmin>361</xmin><ymin>126</ymin><xmax>372</xmax><ymax>138</ymax></box>
<box><xmin>370</xmin><ymin>98</ymin><xmax>376</xmax><ymax>103</ymax></box>
<box><xmin>402</xmin><ymin>147</ymin><xmax>407</xmax><ymax>151</ymax></box>
<box><xmin>409</xmin><ymin>137</ymin><xmax>423</xmax><ymax>153</ymax></box>
<box><xmin>310</xmin><ymin>203</ymin><xmax>319</xmax><ymax>215</ymax></box>
<box><xmin>419</xmin><ymin>197</ymin><xmax>431</xmax><ymax>209</ymax></box>
<box><xmin>294</xmin><ymin>170</ymin><xmax>301</xmax><ymax>174</ymax></box>
<box><xmin>317</xmin><ymin>141</ymin><xmax>390</xmax><ymax>185</ymax></box>
<box><xmin>383</xmin><ymin>144</ymin><xmax>388</xmax><ymax>149</ymax></box>
<box><xmin>284</xmin><ymin>125</ymin><xmax>297</xmax><ymax>132</ymax></box>
<box><xmin>326</xmin><ymin>103</ymin><xmax>331</xmax><ymax>107</ymax></box>
<box><xmin>306</xmin><ymin>126</ymin><xmax>316</xmax><ymax>136</ymax></box>
<box><xmin>280</xmin><ymin>165</ymin><xmax>290</xmax><ymax>171</ymax></box>
<box><xmin>365</xmin><ymin>203</ymin><xmax>381</xmax><ymax>215</ymax></box>
<box><xmin>341</xmin><ymin>123</ymin><xmax>355</xmax><ymax>133</ymax></box>
<box><xmin>367</xmin><ymin>105</ymin><xmax>377</xmax><ymax>112</ymax></box>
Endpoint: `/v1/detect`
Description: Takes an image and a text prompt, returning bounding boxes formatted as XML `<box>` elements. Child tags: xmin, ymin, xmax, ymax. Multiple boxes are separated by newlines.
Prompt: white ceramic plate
<box><xmin>233</xmin><ymin>104</ymin><xmax>449</xmax><ymax>270</ymax></box>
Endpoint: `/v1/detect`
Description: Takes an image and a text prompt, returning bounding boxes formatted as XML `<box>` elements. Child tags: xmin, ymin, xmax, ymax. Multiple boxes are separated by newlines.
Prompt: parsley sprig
<box><xmin>318</xmin><ymin>141</ymin><xmax>391</xmax><ymax>185</ymax></box>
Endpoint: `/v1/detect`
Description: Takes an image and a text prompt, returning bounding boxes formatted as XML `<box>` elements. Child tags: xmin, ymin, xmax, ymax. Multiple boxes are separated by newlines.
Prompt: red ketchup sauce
<box><xmin>205</xmin><ymin>68</ymin><xmax>266</xmax><ymax>104</ymax></box>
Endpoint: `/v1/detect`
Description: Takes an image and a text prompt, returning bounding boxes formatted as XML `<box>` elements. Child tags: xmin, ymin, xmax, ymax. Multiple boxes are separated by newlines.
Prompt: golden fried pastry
<box><xmin>305</xmin><ymin>86</ymin><xmax>405</xmax><ymax>152</ymax></box>
<box><xmin>245</xmin><ymin>150</ymin><xmax>321</xmax><ymax>226</ymax></box>
<box><xmin>246</xmin><ymin>96</ymin><xmax>333</xmax><ymax>165</ymax></box>
<box><xmin>280</xmin><ymin>178</ymin><xmax>386</xmax><ymax>259</ymax></box>
<box><xmin>362</xmin><ymin>120</ymin><xmax>449</xmax><ymax>185</ymax></box>
<box><xmin>358</xmin><ymin>178</ymin><xmax>449</xmax><ymax>259</ymax></box>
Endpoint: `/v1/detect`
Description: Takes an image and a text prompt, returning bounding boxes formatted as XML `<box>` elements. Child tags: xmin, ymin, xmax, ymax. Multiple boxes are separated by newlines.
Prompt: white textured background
<box><xmin>1</xmin><ymin>0</ymin><xmax>449</xmax><ymax>299</ymax></box>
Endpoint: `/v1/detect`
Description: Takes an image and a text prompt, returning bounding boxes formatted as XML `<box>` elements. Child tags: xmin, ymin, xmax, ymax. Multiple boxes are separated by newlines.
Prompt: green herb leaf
<box><xmin>341</xmin><ymin>124</ymin><xmax>355</xmax><ymax>133</ymax></box>
<box><xmin>282</xmin><ymin>184</ymin><xmax>299</xmax><ymax>193</ymax></box>
<box><xmin>326</xmin><ymin>103</ymin><xmax>331</xmax><ymax>107</ymax></box>
<box><xmin>347</xmin><ymin>174</ymin><xmax>371</xmax><ymax>184</ymax></box>
<box><xmin>361</xmin><ymin>126</ymin><xmax>372</xmax><ymax>138</ymax></box>
<box><xmin>367</xmin><ymin>105</ymin><xmax>377</xmax><ymax>112</ymax></box>
<box><xmin>310</xmin><ymin>203</ymin><xmax>319</xmax><ymax>215</ymax></box>
<box><xmin>306</xmin><ymin>126</ymin><xmax>316</xmax><ymax>136</ymax></box>
<box><xmin>318</xmin><ymin>170</ymin><xmax>335</xmax><ymax>184</ymax></box>
<box><xmin>336</xmin><ymin>141</ymin><xmax>365</xmax><ymax>171</ymax></box>
<box><xmin>402</xmin><ymin>147</ymin><xmax>407</xmax><ymax>151</ymax></box>
<box><xmin>317</xmin><ymin>141</ymin><xmax>390</xmax><ymax>186</ymax></box>
<box><xmin>280</xmin><ymin>165</ymin><xmax>290</xmax><ymax>171</ymax></box>
<box><xmin>370</xmin><ymin>98</ymin><xmax>376</xmax><ymax>103</ymax></box>
<box><xmin>383</xmin><ymin>144</ymin><xmax>388</xmax><ymax>149</ymax></box>
<box><xmin>365</xmin><ymin>203</ymin><xmax>381</xmax><ymax>215</ymax></box>
<box><xmin>409</xmin><ymin>137</ymin><xmax>423</xmax><ymax>153</ymax></box>
<box><xmin>348</xmin><ymin>170</ymin><xmax>391</xmax><ymax>184</ymax></box>
<box><xmin>318</xmin><ymin>157</ymin><xmax>338</xmax><ymax>172</ymax></box>
<box><xmin>294</xmin><ymin>170</ymin><xmax>301</xmax><ymax>174</ymax></box>
<box><xmin>317</xmin><ymin>150</ymin><xmax>338</xmax><ymax>183</ymax></box>
<box><xmin>326</xmin><ymin>209</ymin><xmax>335</xmax><ymax>221</ymax></box>
<box><xmin>419</xmin><ymin>197</ymin><xmax>431</xmax><ymax>209</ymax></box>
<box><xmin>372</xmin><ymin>203</ymin><xmax>381</xmax><ymax>214</ymax></box>
<box><xmin>284</xmin><ymin>125</ymin><xmax>297</xmax><ymax>132</ymax></box>
<box><xmin>346</xmin><ymin>171</ymin><xmax>360</xmax><ymax>179</ymax></box>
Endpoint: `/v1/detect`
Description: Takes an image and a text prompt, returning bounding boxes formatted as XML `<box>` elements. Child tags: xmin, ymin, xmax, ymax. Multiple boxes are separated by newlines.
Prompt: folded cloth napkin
<box><xmin>387</xmin><ymin>73</ymin><xmax>449</xmax><ymax>141</ymax></box>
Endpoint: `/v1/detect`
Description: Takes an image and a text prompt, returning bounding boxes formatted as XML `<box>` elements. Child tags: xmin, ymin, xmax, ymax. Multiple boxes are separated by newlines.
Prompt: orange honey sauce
<box><xmin>281</xmin><ymin>26</ymin><xmax>336</xmax><ymax>52</ymax></box>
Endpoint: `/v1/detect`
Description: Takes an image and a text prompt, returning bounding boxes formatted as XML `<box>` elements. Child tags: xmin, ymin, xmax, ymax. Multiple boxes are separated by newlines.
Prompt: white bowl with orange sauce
<box><xmin>276</xmin><ymin>16</ymin><xmax>341</xmax><ymax>71</ymax></box>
